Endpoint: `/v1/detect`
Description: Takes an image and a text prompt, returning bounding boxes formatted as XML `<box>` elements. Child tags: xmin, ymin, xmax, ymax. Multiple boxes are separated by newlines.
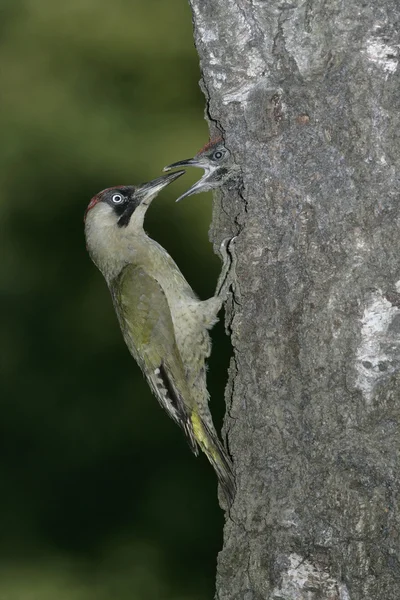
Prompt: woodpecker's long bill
<box><xmin>84</xmin><ymin>171</ymin><xmax>235</xmax><ymax>508</ymax></box>
<box><xmin>163</xmin><ymin>138</ymin><xmax>237</xmax><ymax>201</ymax></box>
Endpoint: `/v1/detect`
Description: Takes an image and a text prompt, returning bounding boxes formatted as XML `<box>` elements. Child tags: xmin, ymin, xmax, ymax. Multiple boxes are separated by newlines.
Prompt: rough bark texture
<box><xmin>188</xmin><ymin>1</ymin><xmax>400</xmax><ymax>599</ymax></box>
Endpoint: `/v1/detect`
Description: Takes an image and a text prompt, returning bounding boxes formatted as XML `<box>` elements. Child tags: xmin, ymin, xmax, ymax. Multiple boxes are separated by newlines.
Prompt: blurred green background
<box><xmin>0</xmin><ymin>1</ymin><xmax>231</xmax><ymax>598</ymax></box>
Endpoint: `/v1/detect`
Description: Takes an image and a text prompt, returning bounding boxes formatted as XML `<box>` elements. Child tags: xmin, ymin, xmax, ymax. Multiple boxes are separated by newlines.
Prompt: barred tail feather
<box><xmin>191</xmin><ymin>413</ymin><xmax>236</xmax><ymax>508</ymax></box>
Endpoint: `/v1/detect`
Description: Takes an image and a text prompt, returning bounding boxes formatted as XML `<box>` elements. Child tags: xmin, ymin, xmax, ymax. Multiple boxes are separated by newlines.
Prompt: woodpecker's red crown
<box><xmin>85</xmin><ymin>186</ymin><xmax>126</xmax><ymax>221</ymax></box>
<box><xmin>196</xmin><ymin>136</ymin><xmax>223</xmax><ymax>155</ymax></box>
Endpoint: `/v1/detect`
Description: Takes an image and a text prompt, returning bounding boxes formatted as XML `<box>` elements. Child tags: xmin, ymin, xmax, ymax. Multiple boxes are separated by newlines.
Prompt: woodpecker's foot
<box><xmin>215</xmin><ymin>236</ymin><xmax>237</xmax><ymax>300</ymax></box>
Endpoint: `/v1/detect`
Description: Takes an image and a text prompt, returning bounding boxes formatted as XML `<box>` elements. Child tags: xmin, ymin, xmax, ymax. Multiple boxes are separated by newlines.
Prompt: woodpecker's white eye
<box><xmin>112</xmin><ymin>194</ymin><xmax>124</xmax><ymax>204</ymax></box>
<box><xmin>213</xmin><ymin>150</ymin><xmax>224</xmax><ymax>160</ymax></box>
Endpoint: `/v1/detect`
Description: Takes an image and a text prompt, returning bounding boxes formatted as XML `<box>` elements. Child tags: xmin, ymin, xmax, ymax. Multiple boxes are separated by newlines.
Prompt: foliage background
<box><xmin>0</xmin><ymin>1</ymin><xmax>230</xmax><ymax>597</ymax></box>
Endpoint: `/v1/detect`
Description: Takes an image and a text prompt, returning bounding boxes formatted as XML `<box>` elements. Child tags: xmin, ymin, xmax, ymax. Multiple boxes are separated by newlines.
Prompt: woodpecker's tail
<box><xmin>191</xmin><ymin>413</ymin><xmax>236</xmax><ymax>509</ymax></box>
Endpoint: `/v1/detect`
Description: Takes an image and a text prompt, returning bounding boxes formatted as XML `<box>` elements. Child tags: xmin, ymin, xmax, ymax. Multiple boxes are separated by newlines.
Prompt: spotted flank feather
<box><xmin>154</xmin><ymin>362</ymin><xmax>235</xmax><ymax>507</ymax></box>
<box><xmin>153</xmin><ymin>362</ymin><xmax>198</xmax><ymax>456</ymax></box>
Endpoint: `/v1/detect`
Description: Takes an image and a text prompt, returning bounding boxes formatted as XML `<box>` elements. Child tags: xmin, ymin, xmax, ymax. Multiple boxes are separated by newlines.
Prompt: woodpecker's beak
<box><xmin>163</xmin><ymin>158</ymin><xmax>214</xmax><ymax>202</ymax></box>
<box><xmin>136</xmin><ymin>170</ymin><xmax>185</xmax><ymax>205</ymax></box>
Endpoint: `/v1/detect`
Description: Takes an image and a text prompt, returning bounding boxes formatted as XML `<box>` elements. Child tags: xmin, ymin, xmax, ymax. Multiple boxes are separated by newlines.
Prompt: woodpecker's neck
<box><xmin>85</xmin><ymin>204</ymin><xmax>151</xmax><ymax>282</ymax></box>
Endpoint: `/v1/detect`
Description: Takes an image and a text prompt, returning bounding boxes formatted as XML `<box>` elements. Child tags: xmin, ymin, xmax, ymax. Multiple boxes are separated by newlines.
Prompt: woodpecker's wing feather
<box><xmin>110</xmin><ymin>264</ymin><xmax>236</xmax><ymax>508</ymax></box>
<box><xmin>110</xmin><ymin>264</ymin><xmax>198</xmax><ymax>455</ymax></box>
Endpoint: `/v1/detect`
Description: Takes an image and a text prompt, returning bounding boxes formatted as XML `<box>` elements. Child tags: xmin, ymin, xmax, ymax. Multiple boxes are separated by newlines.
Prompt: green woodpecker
<box><xmin>84</xmin><ymin>171</ymin><xmax>235</xmax><ymax>507</ymax></box>
<box><xmin>163</xmin><ymin>138</ymin><xmax>239</xmax><ymax>201</ymax></box>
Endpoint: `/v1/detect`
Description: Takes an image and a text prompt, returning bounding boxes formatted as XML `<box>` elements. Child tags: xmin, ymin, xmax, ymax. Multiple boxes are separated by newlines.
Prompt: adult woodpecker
<box><xmin>84</xmin><ymin>171</ymin><xmax>235</xmax><ymax>507</ymax></box>
<box><xmin>163</xmin><ymin>138</ymin><xmax>239</xmax><ymax>202</ymax></box>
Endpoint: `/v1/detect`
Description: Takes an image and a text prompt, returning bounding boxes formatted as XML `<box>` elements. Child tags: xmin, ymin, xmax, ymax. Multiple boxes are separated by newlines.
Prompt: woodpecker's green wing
<box><xmin>110</xmin><ymin>264</ymin><xmax>236</xmax><ymax>508</ymax></box>
<box><xmin>110</xmin><ymin>264</ymin><xmax>198</xmax><ymax>455</ymax></box>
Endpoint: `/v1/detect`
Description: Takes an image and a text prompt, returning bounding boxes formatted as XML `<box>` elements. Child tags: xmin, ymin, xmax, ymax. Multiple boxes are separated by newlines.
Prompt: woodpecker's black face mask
<box><xmin>97</xmin><ymin>186</ymin><xmax>139</xmax><ymax>227</ymax></box>
<box><xmin>90</xmin><ymin>170</ymin><xmax>185</xmax><ymax>228</ymax></box>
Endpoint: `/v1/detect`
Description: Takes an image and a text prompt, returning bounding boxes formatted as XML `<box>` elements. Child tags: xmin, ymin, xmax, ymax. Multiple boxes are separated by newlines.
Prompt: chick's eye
<box><xmin>213</xmin><ymin>150</ymin><xmax>224</xmax><ymax>160</ymax></box>
<box><xmin>112</xmin><ymin>194</ymin><xmax>124</xmax><ymax>204</ymax></box>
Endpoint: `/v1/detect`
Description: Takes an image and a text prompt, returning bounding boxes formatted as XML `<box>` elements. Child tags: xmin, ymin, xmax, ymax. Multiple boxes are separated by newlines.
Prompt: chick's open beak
<box><xmin>163</xmin><ymin>158</ymin><xmax>212</xmax><ymax>202</ymax></box>
<box><xmin>163</xmin><ymin>157</ymin><xmax>199</xmax><ymax>170</ymax></box>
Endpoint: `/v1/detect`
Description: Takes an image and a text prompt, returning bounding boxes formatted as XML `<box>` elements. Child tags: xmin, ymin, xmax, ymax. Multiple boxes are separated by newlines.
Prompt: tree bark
<box><xmin>188</xmin><ymin>1</ymin><xmax>400</xmax><ymax>598</ymax></box>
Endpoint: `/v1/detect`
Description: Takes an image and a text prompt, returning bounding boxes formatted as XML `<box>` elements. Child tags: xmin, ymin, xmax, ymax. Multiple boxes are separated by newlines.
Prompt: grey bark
<box><xmin>188</xmin><ymin>1</ymin><xmax>400</xmax><ymax>599</ymax></box>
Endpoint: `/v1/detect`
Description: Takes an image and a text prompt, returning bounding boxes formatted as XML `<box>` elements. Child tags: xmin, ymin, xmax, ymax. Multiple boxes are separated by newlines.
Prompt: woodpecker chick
<box><xmin>84</xmin><ymin>171</ymin><xmax>235</xmax><ymax>508</ymax></box>
<box><xmin>163</xmin><ymin>138</ymin><xmax>239</xmax><ymax>201</ymax></box>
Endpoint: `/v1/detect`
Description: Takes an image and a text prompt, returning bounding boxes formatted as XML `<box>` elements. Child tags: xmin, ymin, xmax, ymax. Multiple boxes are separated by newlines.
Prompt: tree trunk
<box><xmin>188</xmin><ymin>1</ymin><xmax>400</xmax><ymax>598</ymax></box>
